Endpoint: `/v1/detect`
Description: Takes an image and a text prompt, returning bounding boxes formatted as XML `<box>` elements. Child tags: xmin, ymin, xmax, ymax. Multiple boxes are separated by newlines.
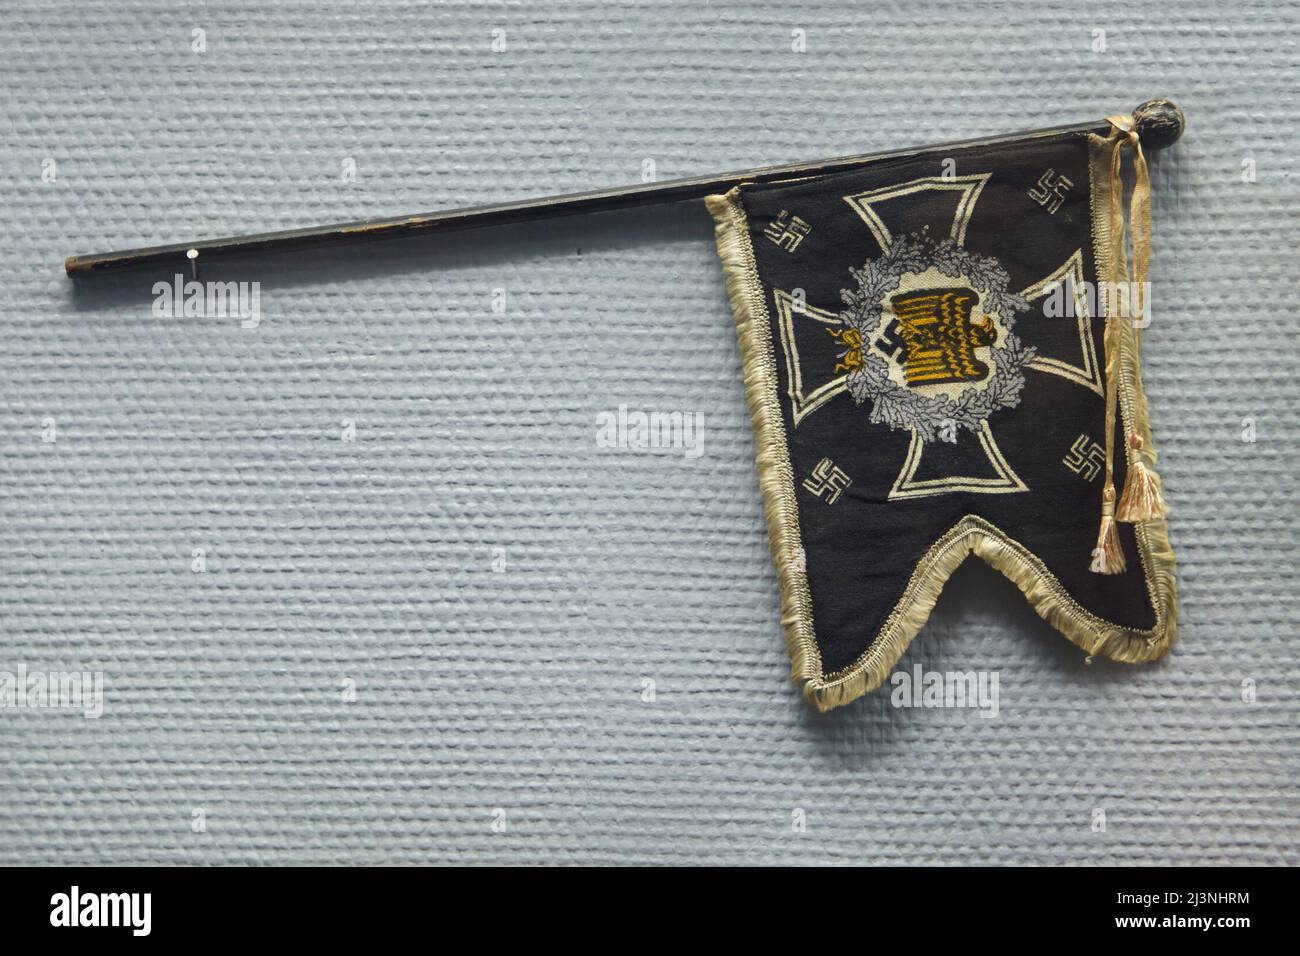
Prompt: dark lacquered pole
<box><xmin>64</xmin><ymin>100</ymin><xmax>1183</xmax><ymax>279</ymax></box>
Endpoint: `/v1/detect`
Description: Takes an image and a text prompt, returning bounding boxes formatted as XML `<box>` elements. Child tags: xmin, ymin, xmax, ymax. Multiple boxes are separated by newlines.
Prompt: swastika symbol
<box><xmin>873</xmin><ymin>318</ymin><xmax>906</xmax><ymax>362</ymax></box>
<box><xmin>763</xmin><ymin>209</ymin><xmax>812</xmax><ymax>252</ymax></box>
<box><xmin>1028</xmin><ymin>168</ymin><xmax>1074</xmax><ymax>214</ymax></box>
<box><xmin>802</xmin><ymin>457</ymin><xmax>852</xmax><ymax>504</ymax></box>
<box><xmin>1063</xmin><ymin>433</ymin><xmax>1105</xmax><ymax>481</ymax></box>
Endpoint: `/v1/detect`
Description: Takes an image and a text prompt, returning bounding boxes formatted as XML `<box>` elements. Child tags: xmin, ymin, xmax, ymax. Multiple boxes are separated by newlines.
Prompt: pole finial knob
<box><xmin>1133</xmin><ymin>99</ymin><xmax>1185</xmax><ymax>150</ymax></box>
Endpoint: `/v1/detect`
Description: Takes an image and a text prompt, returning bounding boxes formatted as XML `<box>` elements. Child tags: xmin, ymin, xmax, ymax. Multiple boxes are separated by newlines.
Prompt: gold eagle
<box><xmin>887</xmin><ymin>287</ymin><xmax>997</xmax><ymax>386</ymax></box>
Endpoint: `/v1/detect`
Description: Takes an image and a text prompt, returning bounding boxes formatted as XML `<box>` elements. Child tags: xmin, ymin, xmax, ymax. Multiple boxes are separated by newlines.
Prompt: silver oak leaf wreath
<box><xmin>838</xmin><ymin>232</ymin><xmax>1037</xmax><ymax>443</ymax></box>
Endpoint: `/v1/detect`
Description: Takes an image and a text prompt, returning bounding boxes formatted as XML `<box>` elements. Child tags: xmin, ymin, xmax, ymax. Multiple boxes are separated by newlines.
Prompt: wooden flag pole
<box><xmin>64</xmin><ymin>100</ymin><xmax>1183</xmax><ymax>279</ymax></box>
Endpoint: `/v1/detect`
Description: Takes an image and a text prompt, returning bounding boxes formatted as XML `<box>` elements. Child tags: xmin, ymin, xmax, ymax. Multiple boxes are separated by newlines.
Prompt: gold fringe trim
<box><xmin>705</xmin><ymin>190</ymin><xmax>822</xmax><ymax>689</ymax></box>
<box><xmin>805</xmin><ymin>515</ymin><xmax>1172</xmax><ymax>711</ymax></box>
<box><xmin>704</xmin><ymin>142</ymin><xmax>1178</xmax><ymax>712</ymax></box>
<box><xmin>1089</xmin><ymin>129</ymin><xmax>1179</xmax><ymax>646</ymax></box>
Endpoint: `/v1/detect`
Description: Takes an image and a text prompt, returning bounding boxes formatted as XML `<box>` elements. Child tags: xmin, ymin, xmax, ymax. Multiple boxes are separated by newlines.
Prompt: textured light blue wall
<box><xmin>1</xmin><ymin>0</ymin><xmax>1296</xmax><ymax>864</ymax></box>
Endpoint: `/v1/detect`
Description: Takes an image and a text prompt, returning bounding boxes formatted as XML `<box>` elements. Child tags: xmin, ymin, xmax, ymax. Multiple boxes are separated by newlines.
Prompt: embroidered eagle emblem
<box><xmin>885</xmin><ymin>287</ymin><xmax>997</xmax><ymax>386</ymax></box>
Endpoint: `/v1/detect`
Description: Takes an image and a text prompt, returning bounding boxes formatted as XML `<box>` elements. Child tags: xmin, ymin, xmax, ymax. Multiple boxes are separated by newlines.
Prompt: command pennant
<box><xmin>707</xmin><ymin>122</ymin><xmax>1176</xmax><ymax>711</ymax></box>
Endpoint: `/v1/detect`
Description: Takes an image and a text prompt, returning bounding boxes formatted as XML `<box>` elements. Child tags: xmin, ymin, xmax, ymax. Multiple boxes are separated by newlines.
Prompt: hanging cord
<box><xmin>1091</xmin><ymin>115</ymin><xmax>1169</xmax><ymax>575</ymax></box>
<box><xmin>1111</xmin><ymin>117</ymin><xmax>1169</xmax><ymax>525</ymax></box>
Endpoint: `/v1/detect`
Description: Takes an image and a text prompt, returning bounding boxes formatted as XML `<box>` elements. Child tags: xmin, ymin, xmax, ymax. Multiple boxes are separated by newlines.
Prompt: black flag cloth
<box><xmin>707</xmin><ymin>121</ymin><xmax>1176</xmax><ymax>711</ymax></box>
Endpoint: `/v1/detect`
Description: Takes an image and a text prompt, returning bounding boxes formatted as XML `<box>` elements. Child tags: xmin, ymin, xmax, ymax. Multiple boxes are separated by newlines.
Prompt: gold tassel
<box><xmin>1091</xmin><ymin>487</ymin><xmax>1126</xmax><ymax>575</ymax></box>
<box><xmin>1116</xmin><ymin>434</ymin><xmax>1169</xmax><ymax>522</ymax></box>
